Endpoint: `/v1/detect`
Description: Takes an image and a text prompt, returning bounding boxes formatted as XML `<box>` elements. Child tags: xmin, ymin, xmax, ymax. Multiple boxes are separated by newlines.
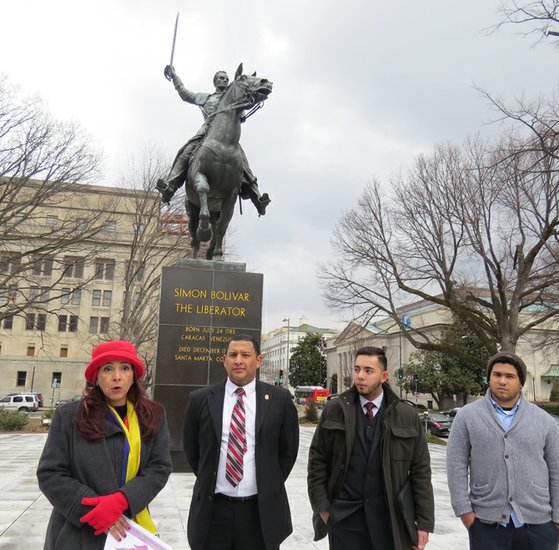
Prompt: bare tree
<box><xmin>104</xmin><ymin>151</ymin><xmax>191</xmax><ymax>381</ymax></box>
<box><xmin>0</xmin><ymin>74</ymin><xmax>108</xmax><ymax>324</ymax></box>
<box><xmin>492</xmin><ymin>0</ymin><xmax>559</xmax><ymax>43</ymax></box>
<box><xmin>321</xmin><ymin>127</ymin><xmax>559</xmax><ymax>361</ymax></box>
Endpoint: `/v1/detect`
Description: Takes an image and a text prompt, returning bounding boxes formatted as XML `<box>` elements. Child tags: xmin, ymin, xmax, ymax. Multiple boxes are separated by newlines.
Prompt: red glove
<box><xmin>80</xmin><ymin>492</ymin><xmax>128</xmax><ymax>535</ymax></box>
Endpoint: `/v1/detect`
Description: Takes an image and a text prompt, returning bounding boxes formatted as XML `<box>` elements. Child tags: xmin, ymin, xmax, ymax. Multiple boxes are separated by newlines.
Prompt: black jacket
<box><xmin>307</xmin><ymin>385</ymin><xmax>434</xmax><ymax>549</ymax></box>
<box><xmin>183</xmin><ymin>379</ymin><xmax>299</xmax><ymax>550</ymax></box>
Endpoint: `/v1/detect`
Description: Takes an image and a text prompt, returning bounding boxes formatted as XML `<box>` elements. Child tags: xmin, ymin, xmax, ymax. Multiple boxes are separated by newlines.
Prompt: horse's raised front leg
<box><xmin>193</xmin><ymin>173</ymin><xmax>212</xmax><ymax>243</ymax></box>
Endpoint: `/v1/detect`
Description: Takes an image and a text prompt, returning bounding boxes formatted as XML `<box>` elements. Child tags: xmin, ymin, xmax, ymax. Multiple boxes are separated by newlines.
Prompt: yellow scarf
<box><xmin>108</xmin><ymin>400</ymin><xmax>157</xmax><ymax>534</ymax></box>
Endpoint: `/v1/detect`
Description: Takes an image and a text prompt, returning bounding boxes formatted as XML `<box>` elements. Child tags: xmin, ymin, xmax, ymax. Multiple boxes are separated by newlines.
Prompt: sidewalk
<box><xmin>0</xmin><ymin>427</ymin><xmax>468</xmax><ymax>549</ymax></box>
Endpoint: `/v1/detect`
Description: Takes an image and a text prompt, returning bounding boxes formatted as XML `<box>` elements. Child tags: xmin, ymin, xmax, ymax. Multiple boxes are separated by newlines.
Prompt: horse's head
<box><xmin>224</xmin><ymin>63</ymin><xmax>273</xmax><ymax>111</ymax></box>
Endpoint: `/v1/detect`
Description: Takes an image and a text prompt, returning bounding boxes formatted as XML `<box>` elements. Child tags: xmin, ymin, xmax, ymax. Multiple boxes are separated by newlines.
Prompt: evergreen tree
<box><xmin>289</xmin><ymin>333</ymin><xmax>327</xmax><ymax>387</ymax></box>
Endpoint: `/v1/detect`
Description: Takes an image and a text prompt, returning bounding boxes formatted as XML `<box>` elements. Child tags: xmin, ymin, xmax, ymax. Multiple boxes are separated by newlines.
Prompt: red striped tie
<box><xmin>226</xmin><ymin>388</ymin><xmax>247</xmax><ymax>487</ymax></box>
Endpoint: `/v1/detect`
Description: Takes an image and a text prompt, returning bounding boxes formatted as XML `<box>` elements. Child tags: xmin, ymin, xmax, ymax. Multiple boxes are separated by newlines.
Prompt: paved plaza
<box><xmin>0</xmin><ymin>427</ymin><xmax>468</xmax><ymax>549</ymax></box>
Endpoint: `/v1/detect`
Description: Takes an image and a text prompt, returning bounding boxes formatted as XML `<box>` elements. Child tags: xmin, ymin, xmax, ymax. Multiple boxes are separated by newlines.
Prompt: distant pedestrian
<box><xmin>447</xmin><ymin>351</ymin><xmax>559</xmax><ymax>549</ymax></box>
<box><xmin>37</xmin><ymin>340</ymin><xmax>171</xmax><ymax>550</ymax></box>
<box><xmin>308</xmin><ymin>345</ymin><xmax>434</xmax><ymax>550</ymax></box>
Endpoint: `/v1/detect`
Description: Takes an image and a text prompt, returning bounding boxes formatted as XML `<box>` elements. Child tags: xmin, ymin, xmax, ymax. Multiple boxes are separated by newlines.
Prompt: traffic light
<box><xmin>398</xmin><ymin>369</ymin><xmax>404</xmax><ymax>380</ymax></box>
<box><xmin>413</xmin><ymin>374</ymin><xmax>419</xmax><ymax>384</ymax></box>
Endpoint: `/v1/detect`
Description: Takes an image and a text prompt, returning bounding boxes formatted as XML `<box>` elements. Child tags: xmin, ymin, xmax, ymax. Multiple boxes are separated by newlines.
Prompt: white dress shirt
<box><xmin>215</xmin><ymin>378</ymin><xmax>258</xmax><ymax>497</ymax></box>
<box><xmin>359</xmin><ymin>390</ymin><xmax>384</xmax><ymax>417</ymax></box>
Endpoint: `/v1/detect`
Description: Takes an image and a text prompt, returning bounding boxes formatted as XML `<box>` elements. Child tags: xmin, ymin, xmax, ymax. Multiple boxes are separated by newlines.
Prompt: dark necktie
<box><xmin>226</xmin><ymin>388</ymin><xmax>247</xmax><ymax>487</ymax></box>
<box><xmin>364</xmin><ymin>401</ymin><xmax>375</xmax><ymax>423</ymax></box>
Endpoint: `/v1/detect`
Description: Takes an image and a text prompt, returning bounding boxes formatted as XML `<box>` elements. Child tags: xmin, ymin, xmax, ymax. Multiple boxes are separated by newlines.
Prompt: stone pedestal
<box><xmin>153</xmin><ymin>260</ymin><xmax>263</xmax><ymax>471</ymax></box>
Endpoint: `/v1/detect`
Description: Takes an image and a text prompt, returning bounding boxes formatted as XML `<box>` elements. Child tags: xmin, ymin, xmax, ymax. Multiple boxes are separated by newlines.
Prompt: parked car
<box><xmin>442</xmin><ymin>407</ymin><xmax>461</xmax><ymax>417</ymax></box>
<box><xmin>55</xmin><ymin>395</ymin><xmax>82</xmax><ymax>407</ymax></box>
<box><xmin>10</xmin><ymin>391</ymin><xmax>44</xmax><ymax>407</ymax></box>
<box><xmin>421</xmin><ymin>412</ymin><xmax>453</xmax><ymax>437</ymax></box>
<box><xmin>0</xmin><ymin>393</ymin><xmax>40</xmax><ymax>412</ymax></box>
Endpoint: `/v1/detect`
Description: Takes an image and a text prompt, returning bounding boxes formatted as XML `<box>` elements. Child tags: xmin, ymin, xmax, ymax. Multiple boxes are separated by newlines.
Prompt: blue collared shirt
<box><xmin>490</xmin><ymin>393</ymin><xmax>523</xmax><ymax>527</ymax></box>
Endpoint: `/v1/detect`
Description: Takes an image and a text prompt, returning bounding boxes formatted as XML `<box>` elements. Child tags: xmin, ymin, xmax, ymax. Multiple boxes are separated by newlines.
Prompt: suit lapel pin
<box><xmin>265</xmin><ymin>394</ymin><xmax>270</xmax><ymax>400</ymax></box>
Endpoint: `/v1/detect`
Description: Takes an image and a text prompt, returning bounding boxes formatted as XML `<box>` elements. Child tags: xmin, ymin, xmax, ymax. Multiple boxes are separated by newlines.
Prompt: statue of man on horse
<box><xmin>156</xmin><ymin>65</ymin><xmax>271</xmax><ymax>216</ymax></box>
<box><xmin>158</xmin><ymin>62</ymin><xmax>273</xmax><ymax>260</ymax></box>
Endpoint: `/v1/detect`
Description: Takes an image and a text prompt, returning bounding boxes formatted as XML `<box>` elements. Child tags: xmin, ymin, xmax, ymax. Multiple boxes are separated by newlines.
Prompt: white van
<box><xmin>0</xmin><ymin>393</ymin><xmax>40</xmax><ymax>412</ymax></box>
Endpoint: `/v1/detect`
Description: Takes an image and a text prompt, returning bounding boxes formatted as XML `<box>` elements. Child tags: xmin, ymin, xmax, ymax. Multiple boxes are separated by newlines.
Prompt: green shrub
<box><xmin>0</xmin><ymin>409</ymin><xmax>29</xmax><ymax>431</ymax></box>
<box><xmin>539</xmin><ymin>403</ymin><xmax>559</xmax><ymax>415</ymax></box>
<box><xmin>304</xmin><ymin>401</ymin><xmax>319</xmax><ymax>423</ymax></box>
<box><xmin>42</xmin><ymin>408</ymin><xmax>54</xmax><ymax>419</ymax></box>
<box><xmin>549</xmin><ymin>383</ymin><xmax>559</xmax><ymax>403</ymax></box>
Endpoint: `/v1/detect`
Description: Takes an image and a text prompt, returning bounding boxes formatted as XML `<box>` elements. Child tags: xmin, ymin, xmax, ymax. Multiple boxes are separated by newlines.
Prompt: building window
<box><xmin>16</xmin><ymin>371</ymin><xmax>26</xmax><ymax>386</ymax></box>
<box><xmin>94</xmin><ymin>260</ymin><xmax>115</xmax><ymax>281</ymax></box>
<box><xmin>52</xmin><ymin>372</ymin><xmax>62</xmax><ymax>388</ymax></box>
<box><xmin>60</xmin><ymin>288</ymin><xmax>71</xmax><ymax>305</ymax></box>
<box><xmin>0</xmin><ymin>253</ymin><xmax>22</xmax><ymax>275</ymax></box>
<box><xmin>100</xmin><ymin>317</ymin><xmax>109</xmax><ymax>333</ymax></box>
<box><xmin>60</xmin><ymin>346</ymin><xmax>68</xmax><ymax>358</ymax></box>
<box><xmin>102</xmin><ymin>290</ymin><xmax>112</xmax><ymax>307</ymax></box>
<box><xmin>90</xmin><ymin>316</ymin><xmax>110</xmax><ymax>334</ymax></box>
<box><xmin>89</xmin><ymin>317</ymin><xmax>99</xmax><ymax>334</ymax></box>
<box><xmin>63</xmin><ymin>257</ymin><xmax>84</xmax><ymax>279</ymax></box>
<box><xmin>32</xmin><ymin>256</ymin><xmax>54</xmax><ymax>277</ymax></box>
<box><xmin>133</xmin><ymin>223</ymin><xmax>145</xmax><ymax>234</ymax></box>
<box><xmin>58</xmin><ymin>315</ymin><xmax>78</xmax><ymax>332</ymax></box>
<box><xmin>30</xmin><ymin>286</ymin><xmax>50</xmax><ymax>303</ymax></box>
<box><xmin>61</xmin><ymin>289</ymin><xmax>81</xmax><ymax>306</ymax></box>
<box><xmin>37</xmin><ymin>314</ymin><xmax>46</xmax><ymax>331</ymax></box>
<box><xmin>104</xmin><ymin>220</ymin><xmax>116</xmax><ymax>232</ymax></box>
<box><xmin>92</xmin><ymin>289</ymin><xmax>112</xmax><ymax>307</ymax></box>
<box><xmin>27</xmin><ymin>346</ymin><xmax>35</xmax><ymax>357</ymax></box>
<box><xmin>25</xmin><ymin>314</ymin><xmax>35</xmax><ymax>330</ymax></box>
<box><xmin>76</xmin><ymin>218</ymin><xmax>87</xmax><ymax>231</ymax></box>
<box><xmin>25</xmin><ymin>313</ymin><xmax>46</xmax><ymax>331</ymax></box>
<box><xmin>3</xmin><ymin>316</ymin><xmax>13</xmax><ymax>330</ymax></box>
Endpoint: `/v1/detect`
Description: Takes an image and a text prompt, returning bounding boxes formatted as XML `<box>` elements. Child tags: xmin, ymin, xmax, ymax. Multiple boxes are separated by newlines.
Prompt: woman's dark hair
<box><xmin>74</xmin><ymin>381</ymin><xmax>165</xmax><ymax>442</ymax></box>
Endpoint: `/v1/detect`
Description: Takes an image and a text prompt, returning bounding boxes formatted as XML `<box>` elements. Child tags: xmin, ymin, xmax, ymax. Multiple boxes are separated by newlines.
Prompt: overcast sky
<box><xmin>2</xmin><ymin>0</ymin><xmax>557</xmax><ymax>333</ymax></box>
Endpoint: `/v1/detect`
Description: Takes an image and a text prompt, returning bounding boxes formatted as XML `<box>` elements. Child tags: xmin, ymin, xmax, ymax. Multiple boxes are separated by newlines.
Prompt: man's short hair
<box><xmin>487</xmin><ymin>352</ymin><xmax>527</xmax><ymax>386</ymax></box>
<box><xmin>355</xmin><ymin>346</ymin><xmax>387</xmax><ymax>371</ymax></box>
<box><xmin>227</xmin><ymin>334</ymin><xmax>261</xmax><ymax>356</ymax></box>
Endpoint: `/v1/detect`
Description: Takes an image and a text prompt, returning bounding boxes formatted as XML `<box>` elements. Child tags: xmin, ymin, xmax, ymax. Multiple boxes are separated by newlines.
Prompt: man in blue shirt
<box><xmin>447</xmin><ymin>352</ymin><xmax>559</xmax><ymax>549</ymax></box>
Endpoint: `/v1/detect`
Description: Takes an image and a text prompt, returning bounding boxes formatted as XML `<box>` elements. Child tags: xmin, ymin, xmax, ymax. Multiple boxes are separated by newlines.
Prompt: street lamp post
<box><xmin>283</xmin><ymin>318</ymin><xmax>290</xmax><ymax>390</ymax></box>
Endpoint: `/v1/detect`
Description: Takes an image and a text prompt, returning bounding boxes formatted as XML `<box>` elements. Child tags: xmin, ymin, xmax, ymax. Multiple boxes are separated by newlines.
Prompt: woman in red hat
<box><xmin>37</xmin><ymin>340</ymin><xmax>172</xmax><ymax>550</ymax></box>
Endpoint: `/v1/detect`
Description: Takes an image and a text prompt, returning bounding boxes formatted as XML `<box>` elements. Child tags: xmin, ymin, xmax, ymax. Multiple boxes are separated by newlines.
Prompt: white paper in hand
<box><xmin>103</xmin><ymin>518</ymin><xmax>172</xmax><ymax>550</ymax></box>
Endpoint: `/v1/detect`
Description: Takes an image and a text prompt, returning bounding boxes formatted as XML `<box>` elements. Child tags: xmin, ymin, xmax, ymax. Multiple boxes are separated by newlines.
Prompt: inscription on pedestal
<box><xmin>153</xmin><ymin>262</ymin><xmax>263</xmax><ymax>471</ymax></box>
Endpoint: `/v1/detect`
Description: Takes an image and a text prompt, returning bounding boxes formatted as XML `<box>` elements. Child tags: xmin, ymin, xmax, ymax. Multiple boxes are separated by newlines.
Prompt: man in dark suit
<box><xmin>183</xmin><ymin>334</ymin><xmax>299</xmax><ymax>550</ymax></box>
<box><xmin>308</xmin><ymin>346</ymin><xmax>434</xmax><ymax>550</ymax></box>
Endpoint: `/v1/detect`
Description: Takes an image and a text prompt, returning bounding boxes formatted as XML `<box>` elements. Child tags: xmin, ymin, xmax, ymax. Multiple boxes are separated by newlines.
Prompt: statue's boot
<box><xmin>241</xmin><ymin>178</ymin><xmax>271</xmax><ymax>216</ymax></box>
<box><xmin>156</xmin><ymin>156</ymin><xmax>189</xmax><ymax>204</ymax></box>
<box><xmin>254</xmin><ymin>193</ymin><xmax>271</xmax><ymax>216</ymax></box>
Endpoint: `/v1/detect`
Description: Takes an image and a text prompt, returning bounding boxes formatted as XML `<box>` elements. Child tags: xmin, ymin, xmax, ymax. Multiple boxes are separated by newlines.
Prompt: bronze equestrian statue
<box><xmin>159</xmin><ymin>63</ymin><xmax>272</xmax><ymax>260</ymax></box>
<box><xmin>157</xmin><ymin>66</ymin><xmax>271</xmax><ymax>217</ymax></box>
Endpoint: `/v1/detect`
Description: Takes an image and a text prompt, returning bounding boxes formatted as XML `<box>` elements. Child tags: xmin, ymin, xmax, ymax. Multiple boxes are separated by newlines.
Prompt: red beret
<box><xmin>85</xmin><ymin>340</ymin><xmax>145</xmax><ymax>384</ymax></box>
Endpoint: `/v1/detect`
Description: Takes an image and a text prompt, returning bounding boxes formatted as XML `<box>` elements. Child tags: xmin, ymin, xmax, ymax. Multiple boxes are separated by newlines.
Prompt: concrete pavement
<box><xmin>0</xmin><ymin>427</ymin><xmax>468</xmax><ymax>549</ymax></box>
